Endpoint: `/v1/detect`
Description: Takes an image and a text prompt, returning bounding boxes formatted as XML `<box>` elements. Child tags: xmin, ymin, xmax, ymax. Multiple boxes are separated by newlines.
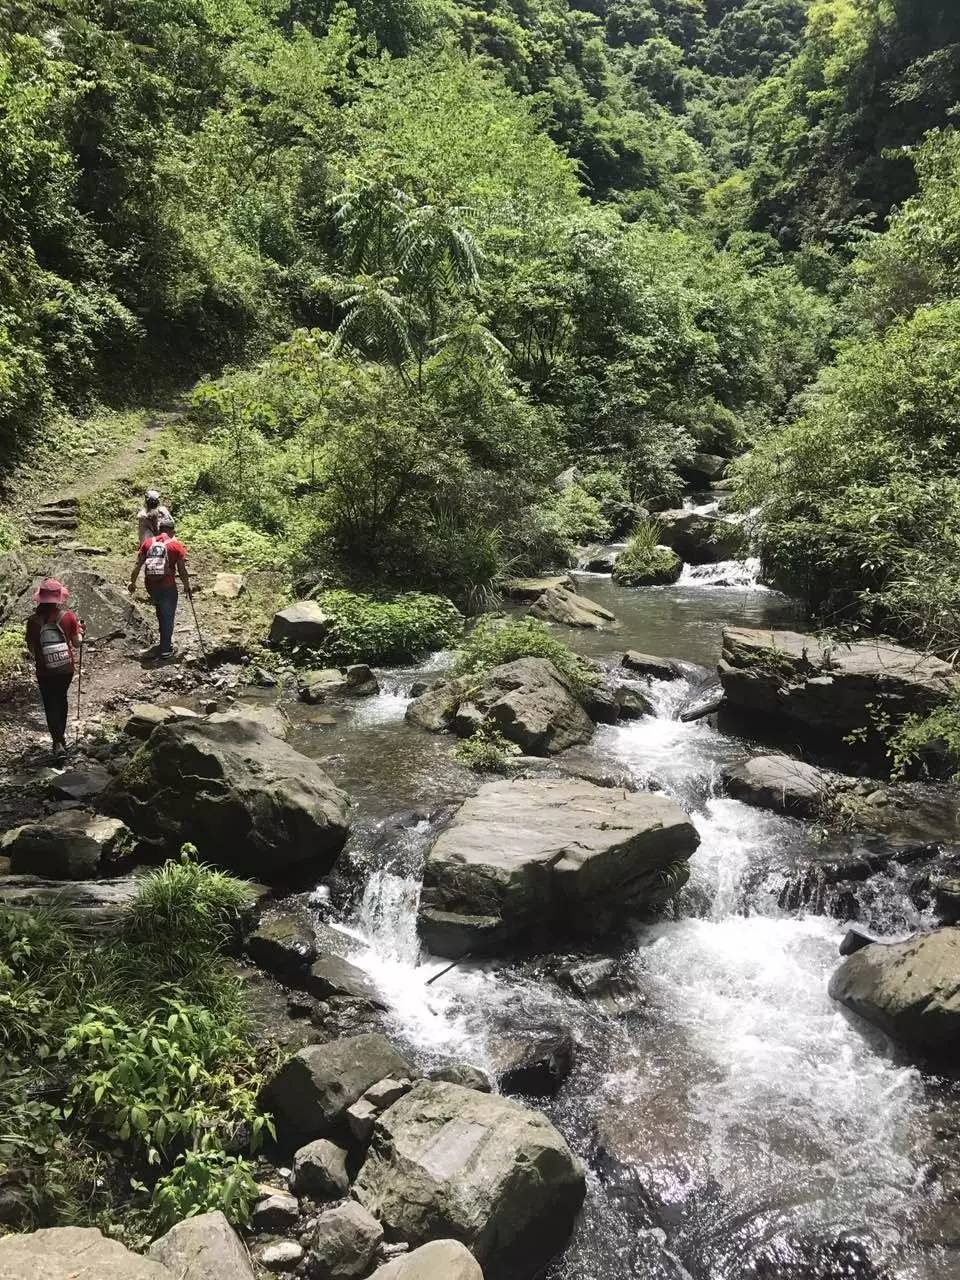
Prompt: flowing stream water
<box><xmin>285</xmin><ymin>566</ymin><xmax>959</xmax><ymax>1280</ymax></box>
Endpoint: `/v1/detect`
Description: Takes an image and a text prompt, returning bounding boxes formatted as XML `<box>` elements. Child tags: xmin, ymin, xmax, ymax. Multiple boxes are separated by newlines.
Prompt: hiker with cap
<box><xmin>128</xmin><ymin>514</ymin><xmax>191</xmax><ymax>659</ymax></box>
<box><xmin>136</xmin><ymin>489</ymin><xmax>172</xmax><ymax>545</ymax></box>
<box><xmin>25</xmin><ymin>579</ymin><xmax>83</xmax><ymax>759</ymax></box>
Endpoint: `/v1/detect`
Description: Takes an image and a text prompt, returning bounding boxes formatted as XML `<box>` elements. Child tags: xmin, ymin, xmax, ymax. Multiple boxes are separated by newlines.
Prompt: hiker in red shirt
<box><xmin>25</xmin><ymin>578</ymin><xmax>83</xmax><ymax>759</ymax></box>
<box><xmin>128</xmin><ymin>515</ymin><xmax>191</xmax><ymax>659</ymax></box>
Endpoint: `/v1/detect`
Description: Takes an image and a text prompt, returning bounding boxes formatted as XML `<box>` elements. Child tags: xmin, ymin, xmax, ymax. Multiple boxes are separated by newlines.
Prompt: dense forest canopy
<box><xmin>2</xmin><ymin>0</ymin><xmax>959</xmax><ymax>634</ymax></box>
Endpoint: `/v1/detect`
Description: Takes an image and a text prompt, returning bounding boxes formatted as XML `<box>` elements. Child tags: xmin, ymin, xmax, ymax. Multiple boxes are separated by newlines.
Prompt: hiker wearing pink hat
<box><xmin>25</xmin><ymin>579</ymin><xmax>83</xmax><ymax>759</ymax></box>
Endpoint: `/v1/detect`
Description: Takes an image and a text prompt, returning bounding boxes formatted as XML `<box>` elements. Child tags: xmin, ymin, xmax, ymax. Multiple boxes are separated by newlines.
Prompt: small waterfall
<box><xmin>678</xmin><ymin>557</ymin><xmax>767</xmax><ymax>589</ymax></box>
<box><xmin>355</xmin><ymin>869</ymin><xmax>422</xmax><ymax>967</ymax></box>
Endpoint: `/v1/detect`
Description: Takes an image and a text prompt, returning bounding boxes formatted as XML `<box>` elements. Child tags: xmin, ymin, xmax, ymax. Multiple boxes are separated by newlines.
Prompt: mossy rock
<box><xmin>612</xmin><ymin>545</ymin><xmax>682</xmax><ymax>587</ymax></box>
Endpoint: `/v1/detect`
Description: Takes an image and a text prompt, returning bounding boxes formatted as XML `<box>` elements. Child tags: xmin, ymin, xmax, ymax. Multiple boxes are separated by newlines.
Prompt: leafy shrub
<box><xmin>529</xmin><ymin>484</ymin><xmax>610</xmax><ymax>566</ymax></box>
<box><xmin>317</xmin><ymin>590</ymin><xmax>464</xmax><ymax>664</ymax></box>
<box><xmin>612</xmin><ymin>522</ymin><xmax>682</xmax><ymax>587</ymax></box>
<box><xmin>453</xmin><ymin>616</ymin><xmax>599</xmax><ymax>698</ymax></box>
<box><xmin>150</xmin><ymin>1149</ymin><xmax>260</xmax><ymax>1231</ymax></box>
<box><xmin>454</xmin><ymin>724</ymin><xmax>521</xmax><ymax>772</ymax></box>
<box><xmin>179</xmin><ymin>517</ymin><xmax>278</xmax><ymax>570</ymax></box>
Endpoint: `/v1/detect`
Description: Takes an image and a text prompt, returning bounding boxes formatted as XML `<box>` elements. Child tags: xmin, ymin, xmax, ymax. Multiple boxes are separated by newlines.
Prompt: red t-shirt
<box><xmin>26</xmin><ymin>609</ymin><xmax>82</xmax><ymax>680</ymax></box>
<box><xmin>139</xmin><ymin>533</ymin><xmax>187</xmax><ymax>591</ymax></box>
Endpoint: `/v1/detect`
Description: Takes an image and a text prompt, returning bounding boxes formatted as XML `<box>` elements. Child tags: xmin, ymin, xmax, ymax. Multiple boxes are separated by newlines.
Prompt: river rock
<box><xmin>622</xmin><ymin>652</ymin><xmax>683</xmax><ymax>681</ymax></box>
<box><xmin>148</xmin><ymin>1211</ymin><xmax>255</xmax><ymax>1280</ymax></box>
<box><xmin>579</xmin><ymin>547</ymin><xmax>620</xmax><ymax>573</ymax></box>
<box><xmin>615</xmin><ymin>686</ymin><xmax>654</xmax><ymax>719</ymax></box>
<box><xmin>270</xmin><ymin>601</ymin><xmax>331</xmax><ymax>647</ymax></box>
<box><xmin>0</xmin><ymin>1226</ymin><xmax>171</xmax><ymax>1280</ymax></box>
<box><xmin>311</xmin><ymin>1202</ymin><xmax>383</xmax><ymax>1279</ymax></box>
<box><xmin>104</xmin><ymin>716</ymin><xmax>350</xmax><ymax>879</ymax></box>
<box><xmin>418</xmin><ymin>777</ymin><xmax>699</xmax><ymax>957</ymax></box>
<box><xmin>492</xmin><ymin>1025</ymin><xmax>574</xmax><ymax>1097</ymax></box>
<box><xmin>252</xmin><ymin>1188</ymin><xmax>299</xmax><ymax>1232</ymax></box>
<box><xmin>501</xmin><ymin>576</ymin><xmax>574</xmax><ymax>602</ymax></box>
<box><xmin>246</xmin><ymin>909</ymin><xmax>318</xmax><ymax>977</ymax></box>
<box><xmin>612</xmin><ymin>545</ymin><xmax>682</xmax><ymax>587</ymax></box>
<box><xmin>368</xmin><ymin>1240</ymin><xmax>484</xmax><ymax>1280</ymax></box>
<box><xmin>656</xmin><ymin>511</ymin><xmax>742</xmax><ymax>564</ymax></box>
<box><xmin>256</xmin><ymin>1240</ymin><xmax>304</xmax><ymax>1272</ymax></box>
<box><xmin>407</xmin><ymin>658</ymin><xmax>594</xmax><ymax>756</ymax></box>
<box><xmin>721</xmin><ymin>755</ymin><xmax>831</xmax><ymax>818</ymax></box>
<box><xmin>1</xmin><ymin>810</ymin><xmax>131</xmax><ymax>879</ymax></box>
<box><xmin>829</xmin><ymin>928</ymin><xmax>960</xmax><ymax>1059</ymax></box>
<box><xmin>428</xmin><ymin>1062</ymin><xmax>493</xmax><ymax>1092</ymax></box>
<box><xmin>304</xmin><ymin>952</ymin><xmax>386</xmax><ymax>1007</ymax></box>
<box><xmin>300</xmin><ymin>669</ymin><xmax>348</xmax><ymax>703</ymax></box>
<box><xmin>291</xmin><ymin>1138</ymin><xmax>350</xmax><ymax>1198</ymax></box>
<box><xmin>718</xmin><ymin>628</ymin><xmax>958</xmax><ymax>737</ymax></box>
<box><xmin>681</xmin><ymin>452</ymin><xmax>727</xmax><ymax>485</ymax></box>
<box><xmin>0</xmin><ymin>873</ymin><xmax>141</xmax><ymax>935</ymax></box>
<box><xmin>213</xmin><ymin>704</ymin><xmax>290</xmax><ymax>739</ymax></box>
<box><xmin>49</xmin><ymin>764</ymin><xmax>112</xmax><ymax>801</ymax></box>
<box><xmin>261</xmin><ymin>1034</ymin><xmax>414</xmax><ymax>1142</ymax></box>
<box><xmin>354</xmin><ymin>1080</ymin><xmax>584</xmax><ymax>1279</ymax></box>
<box><xmin>528</xmin><ymin>587</ymin><xmax>616</xmax><ymax>629</ymax></box>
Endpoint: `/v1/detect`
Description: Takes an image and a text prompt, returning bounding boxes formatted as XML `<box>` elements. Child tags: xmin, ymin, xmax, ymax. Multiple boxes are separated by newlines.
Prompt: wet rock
<box><xmin>428</xmin><ymin>1062</ymin><xmax>493</xmax><ymax>1092</ymax></box>
<box><xmin>558</xmin><ymin>957</ymin><xmax>617</xmax><ymax>997</ymax></box>
<box><xmin>213</xmin><ymin>704</ymin><xmax>289</xmax><ymax>739</ymax></box>
<box><xmin>0</xmin><ymin>873</ymin><xmax>141</xmax><ymax>935</ymax></box>
<box><xmin>622</xmin><ymin>652</ymin><xmax>683</xmax><ymax>681</ymax></box>
<box><xmin>838</xmin><ymin>926</ymin><xmax>897</xmax><ymax>956</ymax></box>
<box><xmin>246</xmin><ymin>909</ymin><xmax>318</xmax><ymax>977</ymax></box>
<box><xmin>492</xmin><ymin>1025</ymin><xmax>574</xmax><ymax>1097</ymax></box>
<box><xmin>261</xmin><ymin>1034</ymin><xmax>414</xmax><ymax>1143</ymax></box>
<box><xmin>237</xmin><ymin>965</ymin><xmax>324</xmax><ymax>1054</ymax></box>
<box><xmin>311</xmin><ymin>1202</ymin><xmax>383</xmax><ymax>1279</ymax></box>
<box><xmin>419</xmin><ymin>777</ymin><xmax>699</xmax><ymax>957</ymax></box>
<box><xmin>582</xmin><ymin>684</ymin><xmax>621</xmax><ymax>724</ymax></box>
<box><xmin>148</xmin><ymin>1210</ymin><xmax>256</xmax><ymax>1280</ymax></box>
<box><xmin>656</xmin><ymin>511</ymin><xmax>743</xmax><ymax>565</ymax></box>
<box><xmin>304</xmin><ymin>953</ymin><xmax>386</xmax><ymax>1008</ymax></box>
<box><xmin>721</xmin><ymin>755</ymin><xmax>831</xmax><ymax>818</ymax></box>
<box><xmin>270</xmin><ymin>601</ymin><xmax>331</xmax><ymax>648</ymax></box>
<box><xmin>407</xmin><ymin>658</ymin><xmax>594</xmax><ymax>756</ymax></box>
<box><xmin>933</xmin><ymin>876</ymin><xmax>960</xmax><ymax>924</ymax></box>
<box><xmin>300</xmin><ymin>669</ymin><xmax>348</xmax><ymax>703</ymax></box>
<box><xmin>253</xmin><ymin>1187</ymin><xmax>299</xmax><ymax>1232</ymax></box>
<box><xmin>345</xmin><ymin>664</ymin><xmax>380</xmax><ymax>696</ymax></box>
<box><xmin>829</xmin><ymin>927</ymin><xmax>960</xmax><ymax>1059</ymax></box>
<box><xmin>681</xmin><ymin>452</ymin><xmax>727</xmax><ymax>485</ymax></box>
<box><xmin>579</xmin><ymin>547</ymin><xmax>620</xmax><ymax>573</ymax></box>
<box><xmin>529</xmin><ymin>586</ymin><xmax>616</xmax><ymax>629</ymax></box>
<box><xmin>255</xmin><ymin>1240</ymin><xmax>304</xmax><ymax>1272</ymax></box>
<box><xmin>104</xmin><ymin>716</ymin><xmax>350</xmax><ymax>880</ymax></box>
<box><xmin>48</xmin><ymin>764</ymin><xmax>112</xmax><ymax>802</ymax></box>
<box><xmin>123</xmin><ymin>702</ymin><xmax>175</xmax><ymax>738</ymax></box>
<box><xmin>1</xmin><ymin>811</ymin><xmax>131</xmax><ymax>879</ymax></box>
<box><xmin>501</xmin><ymin>576</ymin><xmax>574</xmax><ymax>602</ymax></box>
<box><xmin>835</xmin><ymin>782</ymin><xmax>960</xmax><ymax>846</ymax></box>
<box><xmin>0</xmin><ymin>1226</ymin><xmax>171</xmax><ymax>1280</ymax></box>
<box><xmin>291</xmin><ymin>1139</ymin><xmax>350</xmax><ymax>1199</ymax></box>
<box><xmin>355</xmin><ymin>1080</ymin><xmax>584</xmax><ymax>1278</ymax></box>
<box><xmin>615</xmin><ymin>686</ymin><xmax>654</xmax><ymax>719</ymax></box>
<box><xmin>369</xmin><ymin>1240</ymin><xmax>483</xmax><ymax>1280</ymax></box>
<box><xmin>211</xmin><ymin>572</ymin><xmax>245</xmax><ymax>599</ymax></box>
<box><xmin>719</xmin><ymin>628</ymin><xmax>958</xmax><ymax>739</ymax></box>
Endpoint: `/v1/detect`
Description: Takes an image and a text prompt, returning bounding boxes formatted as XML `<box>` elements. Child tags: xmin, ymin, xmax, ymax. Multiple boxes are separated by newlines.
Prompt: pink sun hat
<box><xmin>32</xmin><ymin>578</ymin><xmax>69</xmax><ymax>605</ymax></box>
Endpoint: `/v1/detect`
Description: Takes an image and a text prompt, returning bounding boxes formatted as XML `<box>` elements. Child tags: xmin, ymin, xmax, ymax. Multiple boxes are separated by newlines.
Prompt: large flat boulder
<box><xmin>418</xmin><ymin>777</ymin><xmax>699</xmax><ymax>957</ymax></box>
<box><xmin>354</xmin><ymin>1081</ymin><xmax>584</xmax><ymax>1280</ymax></box>
<box><xmin>13</xmin><ymin>562</ymin><xmax>150</xmax><ymax>645</ymax></box>
<box><xmin>721</xmin><ymin>755</ymin><xmax>831</xmax><ymax>818</ymax></box>
<box><xmin>1</xmin><ymin>810</ymin><xmax>131</xmax><ymax>879</ymax></box>
<box><xmin>147</xmin><ymin>1211</ymin><xmax>255</xmax><ymax>1280</ymax></box>
<box><xmin>261</xmin><ymin>1034</ymin><xmax>414</xmax><ymax>1143</ymax></box>
<box><xmin>528</xmin><ymin>587</ymin><xmax>616</xmax><ymax>629</ymax></box>
<box><xmin>828</xmin><ymin>928</ymin><xmax>960</xmax><ymax>1060</ymax></box>
<box><xmin>103</xmin><ymin>716</ymin><xmax>350</xmax><ymax>879</ymax></box>
<box><xmin>406</xmin><ymin>658</ymin><xmax>594</xmax><ymax>756</ymax></box>
<box><xmin>719</xmin><ymin>628</ymin><xmax>958</xmax><ymax>737</ymax></box>
<box><xmin>656</xmin><ymin>511</ymin><xmax>742</xmax><ymax>565</ymax></box>
<box><xmin>0</xmin><ymin>1226</ymin><xmax>171</xmax><ymax>1279</ymax></box>
<box><xmin>0</xmin><ymin>874</ymin><xmax>142</xmax><ymax>936</ymax></box>
<box><xmin>368</xmin><ymin>1240</ymin><xmax>483</xmax><ymax>1280</ymax></box>
<box><xmin>500</xmin><ymin>576</ymin><xmax>573</xmax><ymax>602</ymax></box>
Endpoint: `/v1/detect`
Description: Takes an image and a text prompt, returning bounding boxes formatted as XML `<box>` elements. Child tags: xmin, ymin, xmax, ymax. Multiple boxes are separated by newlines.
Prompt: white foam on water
<box><xmin>678</xmin><ymin>557</ymin><xmax>768</xmax><ymax>590</ymax></box>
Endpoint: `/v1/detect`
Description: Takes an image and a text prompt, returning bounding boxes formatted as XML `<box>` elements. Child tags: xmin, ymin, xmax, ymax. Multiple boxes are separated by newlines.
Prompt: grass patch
<box><xmin>612</xmin><ymin>521</ymin><xmax>682</xmax><ymax>587</ymax></box>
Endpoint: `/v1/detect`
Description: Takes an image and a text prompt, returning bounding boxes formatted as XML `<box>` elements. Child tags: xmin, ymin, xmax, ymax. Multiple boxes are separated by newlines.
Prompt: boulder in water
<box><xmin>353</xmin><ymin>1080</ymin><xmax>585</xmax><ymax>1279</ymax></box>
<box><xmin>622</xmin><ymin>652</ymin><xmax>683</xmax><ymax>681</ymax></box>
<box><xmin>0</xmin><ymin>1226</ymin><xmax>171</xmax><ymax>1280</ymax></box>
<box><xmin>828</xmin><ymin>927</ymin><xmax>960</xmax><ymax>1059</ymax></box>
<box><xmin>681</xmin><ymin>452</ymin><xmax>728</xmax><ymax>485</ymax></box>
<box><xmin>418</xmin><ymin>777</ymin><xmax>699</xmax><ymax>957</ymax></box>
<box><xmin>368</xmin><ymin>1240</ymin><xmax>484</xmax><ymax>1280</ymax></box>
<box><xmin>406</xmin><ymin>658</ymin><xmax>594</xmax><ymax>756</ymax></box>
<box><xmin>1</xmin><ymin>810</ymin><xmax>131</xmax><ymax>880</ymax></box>
<box><xmin>718</xmin><ymin>628</ymin><xmax>958</xmax><ymax>738</ymax></box>
<box><xmin>528</xmin><ymin>587</ymin><xmax>616</xmax><ymax>629</ymax></box>
<box><xmin>427</xmin><ymin>1061</ymin><xmax>493</xmax><ymax>1092</ymax></box>
<box><xmin>246</xmin><ymin>908</ymin><xmax>318</xmax><ymax>977</ymax></box>
<box><xmin>578</xmin><ymin>547</ymin><xmax>620</xmax><ymax>573</ymax></box>
<box><xmin>656</xmin><ymin>511</ymin><xmax>743</xmax><ymax>565</ymax></box>
<box><xmin>269</xmin><ymin>601</ymin><xmax>331</xmax><ymax>647</ymax></box>
<box><xmin>103</xmin><ymin>716</ymin><xmax>350</xmax><ymax>880</ymax></box>
<box><xmin>721</xmin><ymin>755</ymin><xmax>831</xmax><ymax>818</ymax></box>
<box><xmin>261</xmin><ymin>1034</ymin><xmax>414</xmax><ymax>1143</ymax></box>
<box><xmin>148</xmin><ymin>1211</ymin><xmax>255</xmax><ymax>1280</ymax></box>
<box><xmin>304</xmin><ymin>952</ymin><xmax>386</xmax><ymax>1007</ymax></box>
<box><xmin>500</xmin><ymin>576</ymin><xmax>574</xmax><ymax>602</ymax></box>
<box><xmin>491</xmin><ymin>1025</ymin><xmax>575</xmax><ymax>1097</ymax></box>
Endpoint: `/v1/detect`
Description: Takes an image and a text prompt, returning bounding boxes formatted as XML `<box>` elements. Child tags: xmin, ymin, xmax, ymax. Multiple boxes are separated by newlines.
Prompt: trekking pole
<box><xmin>186</xmin><ymin>586</ymin><xmax>209</xmax><ymax>666</ymax></box>
<box><xmin>75</xmin><ymin>635</ymin><xmax>83</xmax><ymax>747</ymax></box>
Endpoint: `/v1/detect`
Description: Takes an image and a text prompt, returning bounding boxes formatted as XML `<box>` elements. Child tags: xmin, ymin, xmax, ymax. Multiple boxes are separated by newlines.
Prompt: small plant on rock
<box><xmin>455</xmin><ymin>724</ymin><xmax>522</xmax><ymax>772</ymax></box>
<box><xmin>453</xmin><ymin>616</ymin><xmax>600</xmax><ymax>699</ymax></box>
<box><xmin>612</xmin><ymin>521</ymin><xmax>682</xmax><ymax>587</ymax></box>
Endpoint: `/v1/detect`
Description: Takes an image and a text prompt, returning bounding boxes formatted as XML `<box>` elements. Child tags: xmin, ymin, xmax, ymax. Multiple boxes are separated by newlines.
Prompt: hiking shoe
<box><xmin>158</xmin><ymin>647</ymin><xmax>177</xmax><ymax>660</ymax></box>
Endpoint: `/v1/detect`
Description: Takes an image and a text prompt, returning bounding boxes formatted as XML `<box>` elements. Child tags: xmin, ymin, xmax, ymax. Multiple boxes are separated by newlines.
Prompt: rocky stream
<box><xmin>3</xmin><ymin>554</ymin><xmax>960</xmax><ymax>1280</ymax></box>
